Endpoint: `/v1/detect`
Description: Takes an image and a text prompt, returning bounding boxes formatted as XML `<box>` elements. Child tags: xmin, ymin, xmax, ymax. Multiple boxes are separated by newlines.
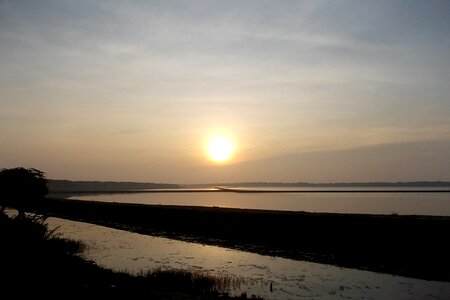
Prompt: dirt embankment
<box><xmin>31</xmin><ymin>198</ymin><xmax>450</xmax><ymax>282</ymax></box>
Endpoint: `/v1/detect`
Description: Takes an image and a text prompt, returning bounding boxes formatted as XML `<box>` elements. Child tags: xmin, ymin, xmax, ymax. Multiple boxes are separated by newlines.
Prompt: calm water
<box><xmin>48</xmin><ymin>217</ymin><xmax>450</xmax><ymax>300</ymax></box>
<box><xmin>69</xmin><ymin>187</ymin><xmax>450</xmax><ymax>216</ymax></box>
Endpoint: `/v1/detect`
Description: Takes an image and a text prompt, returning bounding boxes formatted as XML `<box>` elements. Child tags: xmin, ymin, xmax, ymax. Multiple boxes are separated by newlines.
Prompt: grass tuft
<box><xmin>0</xmin><ymin>211</ymin><xmax>261</xmax><ymax>299</ymax></box>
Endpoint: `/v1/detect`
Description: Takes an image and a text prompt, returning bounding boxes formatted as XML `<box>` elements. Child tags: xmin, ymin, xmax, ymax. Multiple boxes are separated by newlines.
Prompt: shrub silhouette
<box><xmin>0</xmin><ymin>167</ymin><xmax>48</xmax><ymax>217</ymax></box>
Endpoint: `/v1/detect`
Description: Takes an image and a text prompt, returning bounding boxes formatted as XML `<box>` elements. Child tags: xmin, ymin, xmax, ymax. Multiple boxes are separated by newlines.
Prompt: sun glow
<box><xmin>207</xmin><ymin>136</ymin><xmax>234</xmax><ymax>162</ymax></box>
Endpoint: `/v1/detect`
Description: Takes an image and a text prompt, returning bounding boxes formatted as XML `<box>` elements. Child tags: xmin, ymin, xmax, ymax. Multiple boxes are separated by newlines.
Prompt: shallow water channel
<box><xmin>48</xmin><ymin>217</ymin><xmax>450</xmax><ymax>299</ymax></box>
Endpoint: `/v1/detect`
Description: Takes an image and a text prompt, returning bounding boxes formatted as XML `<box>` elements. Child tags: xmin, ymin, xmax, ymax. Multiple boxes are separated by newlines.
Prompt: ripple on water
<box><xmin>47</xmin><ymin>217</ymin><xmax>450</xmax><ymax>300</ymax></box>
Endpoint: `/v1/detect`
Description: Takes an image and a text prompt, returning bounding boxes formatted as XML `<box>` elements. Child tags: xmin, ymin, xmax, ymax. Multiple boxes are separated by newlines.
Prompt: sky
<box><xmin>1</xmin><ymin>0</ymin><xmax>449</xmax><ymax>183</ymax></box>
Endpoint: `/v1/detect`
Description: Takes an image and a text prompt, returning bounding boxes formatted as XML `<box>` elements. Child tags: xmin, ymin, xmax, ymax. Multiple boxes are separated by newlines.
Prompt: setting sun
<box><xmin>207</xmin><ymin>136</ymin><xmax>234</xmax><ymax>163</ymax></box>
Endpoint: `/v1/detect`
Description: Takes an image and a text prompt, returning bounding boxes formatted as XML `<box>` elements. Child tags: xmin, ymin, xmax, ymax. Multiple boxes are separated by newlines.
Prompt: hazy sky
<box><xmin>1</xmin><ymin>0</ymin><xmax>449</xmax><ymax>183</ymax></box>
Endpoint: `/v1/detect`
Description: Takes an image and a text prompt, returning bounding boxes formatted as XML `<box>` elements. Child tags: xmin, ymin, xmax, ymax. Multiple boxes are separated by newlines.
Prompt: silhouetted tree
<box><xmin>0</xmin><ymin>167</ymin><xmax>48</xmax><ymax>217</ymax></box>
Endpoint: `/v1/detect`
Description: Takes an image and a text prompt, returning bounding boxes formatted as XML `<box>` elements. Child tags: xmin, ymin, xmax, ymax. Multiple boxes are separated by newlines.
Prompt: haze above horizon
<box><xmin>1</xmin><ymin>1</ymin><xmax>449</xmax><ymax>183</ymax></box>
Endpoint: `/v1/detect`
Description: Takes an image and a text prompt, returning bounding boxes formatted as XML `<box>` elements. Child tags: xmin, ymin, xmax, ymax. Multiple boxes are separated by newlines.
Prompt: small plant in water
<box><xmin>139</xmin><ymin>268</ymin><xmax>244</xmax><ymax>295</ymax></box>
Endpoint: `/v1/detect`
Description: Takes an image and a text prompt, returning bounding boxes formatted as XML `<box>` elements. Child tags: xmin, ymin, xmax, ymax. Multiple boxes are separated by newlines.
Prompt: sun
<box><xmin>207</xmin><ymin>136</ymin><xmax>234</xmax><ymax>162</ymax></box>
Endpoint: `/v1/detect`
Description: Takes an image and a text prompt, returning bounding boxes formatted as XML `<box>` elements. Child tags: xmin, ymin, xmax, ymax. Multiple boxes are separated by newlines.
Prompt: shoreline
<box><xmin>30</xmin><ymin>198</ymin><xmax>450</xmax><ymax>282</ymax></box>
<box><xmin>1</xmin><ymin>211</ymin><xmax>256</xmax><ymax>298</ymax></box>
<box><xmin>49</xmin><ymin>188</ymin><xmax>450</xmax><ymax>195</ymax></box>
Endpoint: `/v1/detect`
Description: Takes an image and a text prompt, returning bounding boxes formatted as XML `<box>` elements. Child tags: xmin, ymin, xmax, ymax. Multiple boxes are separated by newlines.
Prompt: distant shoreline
<box><xmin>188</xmin><ymin>181</ymin><xmax>450</xmax><ymax>188</ymax></box>
<box><xmin>28</xmin><ymin>198</ymin><xmax>450</xmax><ymax>282</ymax></box>
<box><xmin>47</xmin><ymin>179</ymin><xmax>450</xmax><ymax>194</ymax></box>
<box><xmin>49</xmin><ymin>187</ymin><xmax>450</xmax><ymax>195</ymax></box>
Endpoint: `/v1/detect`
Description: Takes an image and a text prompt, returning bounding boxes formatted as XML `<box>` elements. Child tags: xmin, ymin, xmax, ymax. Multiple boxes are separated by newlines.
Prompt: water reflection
<box><xmin>48</xmin><ymin>217</ymin><xmax>450</xmax><ymax>299</ymax></box>
<box><xmin>70</xmin><ymin>190</ymin><xmax>450</xmax><ymax>216</ymax></box>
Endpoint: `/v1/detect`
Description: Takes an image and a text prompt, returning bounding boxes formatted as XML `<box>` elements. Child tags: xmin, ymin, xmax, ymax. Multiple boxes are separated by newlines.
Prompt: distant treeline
<box><xmin>188</xmin><ymin>181</ymin><xmax>450</xmax><ymax>188</ymax></box>
<box><xmin>48</xmin><ymin>180</ymin><xmax>180</xmax><ymax>192</ymax></box>
<box><xmin>48</xmin><ymin>179</ymin><xmax>450</xmax><ymax>192</ymax></box>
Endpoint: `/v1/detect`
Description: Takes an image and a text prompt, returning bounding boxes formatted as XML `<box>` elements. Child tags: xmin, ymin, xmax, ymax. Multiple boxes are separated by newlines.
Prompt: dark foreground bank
<box><xmin>31</xmin><ymin>198</ymin><xmax>450</xmax><ymax>282</ymax></box>
<box><xmin>0</xmin><ymin>211</ymin><xmax>260</xmax><ymax>299</ymax></box>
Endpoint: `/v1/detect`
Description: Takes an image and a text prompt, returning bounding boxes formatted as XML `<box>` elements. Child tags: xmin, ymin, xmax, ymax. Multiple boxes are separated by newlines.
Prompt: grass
<box><xmin>0</xmin><ymin>211</ymin><xmax>261</xmax><ymax>299</ymax></box>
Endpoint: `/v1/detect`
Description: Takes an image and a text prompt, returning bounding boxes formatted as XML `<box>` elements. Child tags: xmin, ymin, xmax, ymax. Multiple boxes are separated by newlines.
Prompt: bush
<box><xmin>0</xmin><ymin>167</ymin><xmax>48</xmax><ymax>216</ymax></box>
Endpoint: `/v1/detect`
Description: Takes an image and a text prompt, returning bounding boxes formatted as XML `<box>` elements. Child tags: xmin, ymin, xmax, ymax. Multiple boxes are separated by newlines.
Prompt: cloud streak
<box><xmin>1</xmin><ymin>0</ymin><xmax>449</xmax><ymax>181</ymax></box>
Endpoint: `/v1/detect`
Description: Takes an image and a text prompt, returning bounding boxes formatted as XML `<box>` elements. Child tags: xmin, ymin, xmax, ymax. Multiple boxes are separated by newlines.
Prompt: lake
<box><xmin>48</xmin><ymin>217</ymin><xmax>450</xmax><ymax>300</ymax></box>
<box><xmin>68</xmin><ymin>187</ymin><xmax>450</xmax><ymax>216</ymax></box>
